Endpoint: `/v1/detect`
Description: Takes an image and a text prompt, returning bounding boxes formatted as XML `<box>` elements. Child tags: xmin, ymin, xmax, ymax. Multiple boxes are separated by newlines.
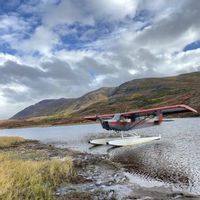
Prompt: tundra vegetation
<box><xmin>0</xmin><ymin>136</ymin><xmax>25</xmax><ymax>148</ymax></box>
<box><xmin>0</xmin><ymin>136</ymin><xmax>72</xmax><ymax>200</ymax></box>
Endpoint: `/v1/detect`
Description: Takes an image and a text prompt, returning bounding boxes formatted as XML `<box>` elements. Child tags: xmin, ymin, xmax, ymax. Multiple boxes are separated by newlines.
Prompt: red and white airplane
<box><xmin>84</xmin><ymin>104</ymin><xmax>198</xmax><ymax>146</ymax></box>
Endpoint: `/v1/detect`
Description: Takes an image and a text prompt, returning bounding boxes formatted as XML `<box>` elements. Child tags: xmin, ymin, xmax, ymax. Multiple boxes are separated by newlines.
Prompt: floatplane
<box><xmin>84</xmin><ymin>105</ymin><xmax>198</xmax><ymax>147</ymax></box>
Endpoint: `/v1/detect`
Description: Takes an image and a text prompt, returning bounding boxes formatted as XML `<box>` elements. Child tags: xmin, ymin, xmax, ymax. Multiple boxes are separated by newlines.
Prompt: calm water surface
<box><xmin>1</xmin><ymin>118</ymin><xmax>200</xmax><ymax>194</ymax></box>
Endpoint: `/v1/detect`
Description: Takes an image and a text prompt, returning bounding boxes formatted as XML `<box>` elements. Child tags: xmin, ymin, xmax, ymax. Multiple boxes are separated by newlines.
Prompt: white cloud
<box><xmin>86</xmin><ymin>0</ymin><xmax>138</xmax><ymax>21</ymax></box>
<box><xmin>0</xmin><ymin>14</ymin><xmax>31</xmax><ymax>47</ymax></box>
<box><xmin>0</xmin><ymin>86</ymin><xmax>28</xmax><ymax>119</ymax></box>
<box><xmin>42</xmin><ymin>0</ymin><xmax>138</xmax><ymax>28</ymax></box>
<box><xmin>0</xmin><ymin>14</ymin><xmax>28</xmax><ymax>31</ymax></box>
<box><xmin>43</xmin><ymin>0</ymin><xmax>95</xmax><ymax>27</ymax></box>
<box><xmin>54</xmin><ymin>49</ymin><xmax>97</xmax><ymax>66</ymax></box>
<box><xmin>15</xmin><ymin>26</ymin><xmax>59</xmax><ymax>56</ymax></box>
<box><xmin>0</xmin><ymin>0</ymin><xmax>200</xmax><ymax>119</ymax></box>
<box><xmin>0</xmin><ymin>53</ymin><xmax>20</xmax><ymax>65</ymax></box>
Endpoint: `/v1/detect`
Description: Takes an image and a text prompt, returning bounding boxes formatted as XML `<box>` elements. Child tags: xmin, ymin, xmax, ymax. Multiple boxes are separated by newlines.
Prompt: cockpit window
<box><xmin>112</xmin><ymin>114</ymin><xmax>121</xmax><ymax>121</ymax></box>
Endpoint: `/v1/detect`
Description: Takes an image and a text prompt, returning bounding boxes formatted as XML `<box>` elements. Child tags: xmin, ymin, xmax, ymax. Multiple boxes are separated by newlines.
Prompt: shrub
<box><xmin>0</xmin><ymin>154</ymin><xmax>72</xmax><ymax>200</ymax></box>
<box><xmin>0</xmin><ymin>136</ymin><xmax>25</xmax><ymax>148</ymax></box>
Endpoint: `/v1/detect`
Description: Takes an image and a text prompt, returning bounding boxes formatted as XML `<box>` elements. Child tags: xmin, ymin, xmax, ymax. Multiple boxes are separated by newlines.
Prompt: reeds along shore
<box><xmin>0</xmin><ymin>136</ymin><xmax>72</xmax><ymax>200</ymax></box>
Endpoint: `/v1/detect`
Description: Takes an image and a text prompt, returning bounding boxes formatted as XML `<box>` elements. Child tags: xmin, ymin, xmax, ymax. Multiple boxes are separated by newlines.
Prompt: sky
<box><xmin>0</xmin><ymin>0</ymin><xmax>200</xmax><ymax>119</ymax></box>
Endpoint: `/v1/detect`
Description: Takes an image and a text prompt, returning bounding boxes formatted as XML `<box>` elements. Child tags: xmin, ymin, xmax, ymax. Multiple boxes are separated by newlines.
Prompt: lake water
<box><xmin>1</xmin><ymin>118</ymin><xmax>200</xmax><ymax>194</ymax></box>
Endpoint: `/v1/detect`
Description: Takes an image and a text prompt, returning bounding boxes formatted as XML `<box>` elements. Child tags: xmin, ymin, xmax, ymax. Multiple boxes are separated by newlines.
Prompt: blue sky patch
<box><xmin>183</xmin><ymin>40</ymin><xmax>200</xmax><ymax>52</ymax></box>
<box><xmin>58</xmin><ymin>22</ymin><xmax>116</xmax><ymax>50</ymax></box>
<box><xmin>0</xmin><ymin>42</ymin><xmax>17</xmax><ymax>55</ymax></box>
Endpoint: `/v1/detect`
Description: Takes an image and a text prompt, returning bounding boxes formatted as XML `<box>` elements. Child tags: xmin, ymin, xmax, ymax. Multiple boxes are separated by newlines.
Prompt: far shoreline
<box><xmin>0</xmin><ymin>119</ymin><xmax>97</xmax><ymax>130</ymax></box>
<box><xmin>0</xmin><ymin>114</ymin><xmax>199</xmax><ymax>130</ymax></box>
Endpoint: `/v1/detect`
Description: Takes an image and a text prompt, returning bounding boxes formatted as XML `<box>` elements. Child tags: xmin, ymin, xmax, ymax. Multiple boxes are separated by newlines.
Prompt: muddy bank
<box><xmin>1</xmin><ymin>140</ymin><xmax>200</xmax><ymax>200</ymax></box>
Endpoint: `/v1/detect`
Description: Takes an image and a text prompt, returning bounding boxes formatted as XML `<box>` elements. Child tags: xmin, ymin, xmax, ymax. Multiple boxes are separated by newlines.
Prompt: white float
<box><xmin>107</xmin><ymin>135</ymin><xmax>161</xmax><ymax>147</ymax></box>
<box><xmin>89</xmin><ymin>135</ymin><xmax>140</xmax><ymax>145</ymax></box>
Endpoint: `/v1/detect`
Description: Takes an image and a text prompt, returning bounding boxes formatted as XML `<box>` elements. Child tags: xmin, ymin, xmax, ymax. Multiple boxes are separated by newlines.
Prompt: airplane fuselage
<box><xmin>100</xmin><ymin>113</ymin><xmax>163</xmax><ymax>131</ymax></box>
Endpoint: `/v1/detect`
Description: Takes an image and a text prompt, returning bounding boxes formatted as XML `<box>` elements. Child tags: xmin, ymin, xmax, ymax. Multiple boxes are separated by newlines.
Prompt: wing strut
<box><xmin>127</xmin><ymin>115</ymin><xmax>155</xmax><ymax>131</ymax></box>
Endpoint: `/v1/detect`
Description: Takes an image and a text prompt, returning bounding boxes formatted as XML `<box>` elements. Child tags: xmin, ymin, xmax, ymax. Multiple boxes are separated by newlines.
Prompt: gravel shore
<box><xmin>1</xmin><ymin>140</ymin><xmax>199</xmax><ymax>200</ymax></box>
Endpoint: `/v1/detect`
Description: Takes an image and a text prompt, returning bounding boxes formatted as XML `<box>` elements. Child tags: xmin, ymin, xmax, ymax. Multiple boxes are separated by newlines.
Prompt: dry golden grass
<box><xmin>0</xmin><ymin>153</ymin><xmax>72</xmax><ymax>200</ymax></box>
<box><xmin>0</xmin><ymin>136</ymin><xmax>26</xmax><ymax>148</ymax></box>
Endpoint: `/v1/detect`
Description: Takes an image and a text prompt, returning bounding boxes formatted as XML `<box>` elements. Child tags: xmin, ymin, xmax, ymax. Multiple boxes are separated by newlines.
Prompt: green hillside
<box><xmin>10</xmin><ymin>71</ymin><xmax>200</xmax><ymax>127</ymax></box>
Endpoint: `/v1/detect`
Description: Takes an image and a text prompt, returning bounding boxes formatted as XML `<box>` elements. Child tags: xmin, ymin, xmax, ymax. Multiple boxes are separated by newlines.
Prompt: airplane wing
<box><xmin>84</xmin><ymin>104</ymin><xmax>198</xmax><ymax>121</ymax></box>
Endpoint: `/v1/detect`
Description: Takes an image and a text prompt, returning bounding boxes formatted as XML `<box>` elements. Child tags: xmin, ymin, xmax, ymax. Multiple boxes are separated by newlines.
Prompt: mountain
<box><xmin>12</xmin><ymin>87</ymin><xmax>113</xmax><ymax>119</ymax></box>
<box><xmin>12</xmin><ymin>72</ymin><xmax>200</xmax><ymax>124</ymax></box>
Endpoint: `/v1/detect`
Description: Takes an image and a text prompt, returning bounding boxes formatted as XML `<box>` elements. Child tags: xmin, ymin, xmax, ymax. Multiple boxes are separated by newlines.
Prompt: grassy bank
<box><xmin>0</xmin><ymin>137</ymin><xmax>72</xmax><ymax>200</ymax></box>
<box><xmin>0</xmin><ymin>136</ymin><xmax>25</xmax><ymax>148</ymax></box>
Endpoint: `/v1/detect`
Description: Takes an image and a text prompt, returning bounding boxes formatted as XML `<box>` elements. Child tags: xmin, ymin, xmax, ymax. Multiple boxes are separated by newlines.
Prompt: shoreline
<box><xmin>0</xmin><ymin>138</ymin><xmax>199</xmax><ymax>199</ymax></box>
<box><xmin>0</xmin><ymin>119</ymin><xmax>97</xmax><ymax>130</ymax></box>
<box><xmin>0</xmin><ymin>115</ymin><xmax>199</xmax><ymax>130</ymax></box>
